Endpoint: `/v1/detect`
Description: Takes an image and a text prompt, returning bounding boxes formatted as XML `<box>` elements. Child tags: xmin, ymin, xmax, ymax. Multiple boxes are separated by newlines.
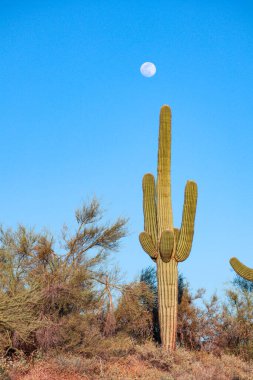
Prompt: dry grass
<box><xmin>8</xmin><ymin>362</ymin><xmax>85</xmax><ymax>380</ymax></box>
<box><xmin>171</xmin><ymin>348</ymin><xmax>253</xmax><ymax>380</ymax></box>
<box><xmin>3</xmin><ymin>342</ymin><xmax>253</xmax><ymax>380</ymax></box>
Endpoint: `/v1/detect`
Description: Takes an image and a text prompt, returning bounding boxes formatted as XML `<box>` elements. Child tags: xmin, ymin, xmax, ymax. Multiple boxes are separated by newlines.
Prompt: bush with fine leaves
<box><xmin>0</xmin><ymin>198</ymin><xmax>127</xmax><ymax>355</ymax></box>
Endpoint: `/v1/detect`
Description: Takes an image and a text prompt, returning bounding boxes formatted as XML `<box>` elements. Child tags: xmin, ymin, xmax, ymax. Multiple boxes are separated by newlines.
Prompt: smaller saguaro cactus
<box><xmin>139</xmin><ymin>105</ymin><xmax>198</xmax><ymax>350</ymax></box>
<box><xmin>230</xmin><ymin>256</ymin><xmax>253</xmax><ymax>281</ymax></box>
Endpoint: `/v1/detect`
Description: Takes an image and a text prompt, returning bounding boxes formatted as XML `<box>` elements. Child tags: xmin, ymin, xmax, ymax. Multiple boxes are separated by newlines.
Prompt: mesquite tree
<box><xmin>139</xmin><ymin>105</ymin><xmax>198</xmax><ymax>350</ymax></box>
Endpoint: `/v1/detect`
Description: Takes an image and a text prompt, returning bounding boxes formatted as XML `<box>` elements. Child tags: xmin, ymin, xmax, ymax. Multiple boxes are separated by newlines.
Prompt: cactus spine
<box><xmin>230</xmin><ymin>257</ymin><xmax>253</xmax><ymax>282</ymax></box>
<box><xmin>139</xmin><ymin>105</ymin><xmax>198</xmax><ymax>350</ymax></box>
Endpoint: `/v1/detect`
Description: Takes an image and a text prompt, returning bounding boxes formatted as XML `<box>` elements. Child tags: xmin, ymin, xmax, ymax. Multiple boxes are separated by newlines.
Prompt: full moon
<box><xmin>140</xmin><ymin>62</ymin><xmax>156</xmax><ymax>77</ymax></box>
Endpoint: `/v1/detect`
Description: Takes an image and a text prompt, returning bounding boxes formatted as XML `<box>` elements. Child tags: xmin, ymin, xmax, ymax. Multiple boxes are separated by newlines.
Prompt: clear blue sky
<box><xmin>1</xmin><ymin>1</ymin><xmax>253</xmax><ymax>297</ymax></box>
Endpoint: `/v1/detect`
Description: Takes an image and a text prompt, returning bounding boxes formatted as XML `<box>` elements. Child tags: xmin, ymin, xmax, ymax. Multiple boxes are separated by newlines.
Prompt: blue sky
<box><xmin>0</xmin><ymin>1</ymin><xmax>253</xmax><ymax>297</ymax></box>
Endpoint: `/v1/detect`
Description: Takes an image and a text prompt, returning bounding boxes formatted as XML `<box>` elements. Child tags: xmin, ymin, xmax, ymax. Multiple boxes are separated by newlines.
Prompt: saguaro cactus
<box><xmin>230</xmin><ymin>256</ymin><xmax>253</xmax><ymax>281</ymax></box>
<box><xmin>139</xmin><ymin>105</ymin><xmax>198</xmax><ymax>351</ymax></box>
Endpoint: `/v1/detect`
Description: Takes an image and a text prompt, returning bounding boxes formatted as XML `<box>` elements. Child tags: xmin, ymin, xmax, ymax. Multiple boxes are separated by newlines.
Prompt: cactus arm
<box><xmin>175</xmin><ymin>181</ymin><xmax>198</xmax><ymax>262</ymax></box>
<box><xmin>157</xmin><ymin>105</ymin><xmax>173</xmax><ymax>234</ymax></box>
<box><xmin>139</xmin><ymin>232</ymin><xmax>157</xmax><ymax>259</ymax></box>
<box><xmin>159</xmin><ymin>230</ymin><xmax>174</xmax><ymax>262</ymax></box>
<box><xmin>142</xmin><ymin>173</ymin><xmax>157</xmax><ymax>244</ymax></box>
<box><xmin>173</xmin><ymin>228</ymin><xmax>180</xmax><ymax>247</ymax></box>
<box><xmin>230</xmin><ymin>257</ymin><xmax>253</xmax><ymax>282</ymax></box>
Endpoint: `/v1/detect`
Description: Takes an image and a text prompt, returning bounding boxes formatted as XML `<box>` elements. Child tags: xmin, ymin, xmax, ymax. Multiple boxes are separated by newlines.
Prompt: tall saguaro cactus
<box><xmin>139</xmin><ymin>105</ymin><xmax>198</xmax><ymax>351</ymax></box>
<box><xmin>230</xmin><ymin>256</ymin><xmax>253</xmax><ymax>282</ymax></box>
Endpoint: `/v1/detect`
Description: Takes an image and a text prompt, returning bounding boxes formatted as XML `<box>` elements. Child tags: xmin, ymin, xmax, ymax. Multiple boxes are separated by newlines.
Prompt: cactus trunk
<box><xmin>157</xmin><ymin>258</ymin><xmax>178</xmax><ymax>350</ymax></box>
<box><xmin>156</xmin><ymin>107</ymin><xmax>177</xmax><ymax>349</ymax></box>
<box><xmin>139</xmin><ymin>105</ymin><xmax>198</xmax><ymax>351</ymax></box>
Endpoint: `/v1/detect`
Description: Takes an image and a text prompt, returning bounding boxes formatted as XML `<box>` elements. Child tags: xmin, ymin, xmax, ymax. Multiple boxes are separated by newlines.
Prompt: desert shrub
<box><xmin>177</xmin><ymin>285</ymin><xmax>203</xmax><ymax>350</ymax></box>
<box><xmin>84</xmin><ymin>334</ymin><xmax>135</xmax><ymax>359</ymax></box>
<box><xmin>115</xmin><ymin>281</ymin><xmax>154</xmax><ymax>341</ymax></box>
<box><xmin>135</xmin><ymin>341</ymin><xmax>173</xmax><ymax>371</ymax></box>
<box><xmin>55</xmin><ymin>354</ymin><xmax>102</xmax><ymax>377</ymax></box>
<box><xmin>0</xmin><ymin>366</ymin><xmax>11</xmax><ymax>380</ymax></box>
<box><xmin>218</xmin><ymin>275</ymin><xmax>253</xmax><ymax>359</ymax></box>
<box><xmin>140</xmin><ymin>266</ymin><xmax>160</xmax><ymax>342</ymax></box>
<box><xmin>0</xmin><ymin>198</ymin><xmax>127</xmax><ymax>355</ymax></box>
<box><xmin>177</xmin><ymin>274</ymin><xmax>253</xmax><ymax>358</ymax></box>
<box><xmin>57</xmin><ymin>313</ymin><xmax>103</xmax><ymax>354</ymax></box>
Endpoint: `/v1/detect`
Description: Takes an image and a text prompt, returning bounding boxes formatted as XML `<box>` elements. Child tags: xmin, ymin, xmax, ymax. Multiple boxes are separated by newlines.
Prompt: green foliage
<box><xmin>115</xmin><ymin>281</ymin><xmax>154</xmax><ymax>341</ymax></box>
<box><xmin>222</xmin><ymin>276</ymin><xmax>253</xmax><ymax>359</ymax></box>
<box><xmin>0</xmin><ymin>366</ymin><xmax>10</xmax><ymax>380</ymax></box>
<box><xmin>0</xmin><ymin>198</ymin><xmax>127</xmax><ymax>355</ymax></box>
<box><xmin>233</xmin><ymin>274</ymin><xmax>253</xmax><ymax>293</ymax></box>
<box><xmin>140</xmin><ymin>266</ymin><xmax>160</xmax><ymax>343</ymax></box>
